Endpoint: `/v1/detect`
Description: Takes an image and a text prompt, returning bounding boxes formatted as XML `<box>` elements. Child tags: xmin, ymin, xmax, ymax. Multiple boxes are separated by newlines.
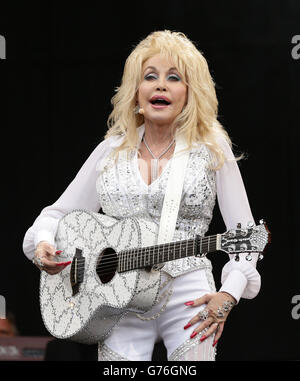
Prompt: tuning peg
<box><xmin>246</xmin><ymin>254</ymin><xmax>252</xmax><ymax>261</ymax></box>
<box><xmin>236</xmin><ymin>223</ymin><xmax>241</xmax><ymax>229</ymax></box>
<box><xmin>234</xmin><ymin>254</ymin><xmax>240</xmax><ymax>261</ymax></box>
<box><xmin>247</xmin><ymin>221</ymin><xmax>254</xmax><ymax>228</ymax></box>
<box><xmin>259</xmin><ymin>219</ymin><xmax>265</xmax><ymax>225</ymax></box>
<box><xmin>240</xmin><ymin>229</ymin><xmax>248</xmax><ymax>236</ymax></box>
<box><xmin>258</xmin><ymin>253</ymin><xmax>264</xmax><ymax>261</ymax></box>
<box><xmin>228</xmin><ymin>230</ymin><xmax>236</xmax><ymax>238</ymax></box>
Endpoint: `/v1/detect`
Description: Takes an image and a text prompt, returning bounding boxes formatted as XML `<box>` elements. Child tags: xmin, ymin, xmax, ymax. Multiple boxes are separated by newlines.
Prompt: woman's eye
<box><xmin>168</xmin><ymin>74</ymin><xmax>181</xmax><ymax>81</ymax></box>
<box><xmin>144</xmin><ymin>73</ymin><xmax>158</xmax><ymax>80</ymax></box>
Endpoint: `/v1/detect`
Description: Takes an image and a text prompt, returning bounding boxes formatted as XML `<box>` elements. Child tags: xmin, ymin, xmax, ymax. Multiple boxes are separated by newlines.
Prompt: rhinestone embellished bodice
<box><xmin>96</xmin><ymin>131</ymin><xmax>216</xmax><ymax>277</ymax></box>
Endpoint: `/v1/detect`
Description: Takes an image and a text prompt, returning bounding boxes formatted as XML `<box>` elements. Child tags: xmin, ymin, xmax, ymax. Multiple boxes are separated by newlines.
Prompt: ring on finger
<box><xmin>33</xmin><ymin>256</ymin><xmax>44</xmax><ymax>270</ymax></box>
<box><xmin>197</xmin><ymin>309</ymin><xmax>209</xmax><ymax>321</ymax></box>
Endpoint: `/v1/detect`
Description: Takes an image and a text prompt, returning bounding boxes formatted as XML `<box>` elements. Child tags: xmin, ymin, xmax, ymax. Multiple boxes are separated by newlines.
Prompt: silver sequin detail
<box><xmin>168</xmin><ymin>328</ymin><xmax>216</xmax><ymax>361</ymax></box>
<box><xmin>135</xmin><ymin>274</ymin><xmax>174</xmax><ymax>321</ymax></box>
<box><xmin>98</xmin><ymin>342</ymin><xmax>129</xmax><ymax>361</ymax></box>
<box><xmin>96</xmin><ymin>143</ymin><xmax>217</xmax><ymax>279</ymax></box>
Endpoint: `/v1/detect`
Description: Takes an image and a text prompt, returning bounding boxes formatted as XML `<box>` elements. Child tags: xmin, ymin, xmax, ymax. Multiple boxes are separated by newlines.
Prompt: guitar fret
<box><xmin>128</xmin><ymin>249</ymin><xmax>130</xmax><ymax>271</ymax></box>
<box><xmin>141</xmin><ymin>248</ymin><xmax>143</xmax><ymax>269</ymax></box>
<box><xmin>192</xmin><ymin>238</ymin><xmax>195</xmax><ymax>258</ymax></box>
<box><xmin>179</xmin><ymin>240</ymin><xmax>182</xmax><ymax>260</ymax></box>
<box><xmin>129</xmin><ymin>249</ymin><xmax>132</xmax><ymax>271</ymax></box>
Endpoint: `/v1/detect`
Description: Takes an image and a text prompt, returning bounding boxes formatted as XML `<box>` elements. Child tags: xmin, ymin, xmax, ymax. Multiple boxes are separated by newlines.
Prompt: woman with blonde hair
<box><xmin>23</xmin><ymin>30</ymin><xmax>261</xmax><ymax>361</ymax></box>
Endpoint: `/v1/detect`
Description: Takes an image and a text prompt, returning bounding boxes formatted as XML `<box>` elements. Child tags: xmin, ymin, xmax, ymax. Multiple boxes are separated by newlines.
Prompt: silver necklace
<box><xmin>142</xmin><ymin>133</ymin><xmax>175</xmax><ymax>182</ymax></box>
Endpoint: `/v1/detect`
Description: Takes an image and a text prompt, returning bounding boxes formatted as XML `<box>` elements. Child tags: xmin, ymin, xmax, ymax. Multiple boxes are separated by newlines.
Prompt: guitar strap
<box><xmin>126</xmin><ymin>130</ymin><xmax>190</xmax><ymax>321</ymax></box>
<box><xmin>157</xmin><ymin>132</ymin><xmax>190</xmax><ymax>246</ymax></box>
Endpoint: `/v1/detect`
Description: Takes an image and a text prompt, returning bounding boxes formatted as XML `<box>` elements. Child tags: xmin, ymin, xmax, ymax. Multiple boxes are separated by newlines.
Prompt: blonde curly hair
<box><xmin>104</xmin><ymin>30</ymin><xmax>233</xmax><ymax>169</ymax></box>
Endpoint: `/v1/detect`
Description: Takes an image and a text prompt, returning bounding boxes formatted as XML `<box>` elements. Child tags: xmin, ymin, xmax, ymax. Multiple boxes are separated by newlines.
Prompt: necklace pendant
<box><xmin>151</xmin><ymin>159</ymin><xmax>159</xmax><ymax>182</ymax></box>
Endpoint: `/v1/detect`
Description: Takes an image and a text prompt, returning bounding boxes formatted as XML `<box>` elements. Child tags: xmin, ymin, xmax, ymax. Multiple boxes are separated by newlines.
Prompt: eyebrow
<box><xmin>143</xmin><ymin>66</ymin><xmax>178</xmax><ymax>73</ymax></box>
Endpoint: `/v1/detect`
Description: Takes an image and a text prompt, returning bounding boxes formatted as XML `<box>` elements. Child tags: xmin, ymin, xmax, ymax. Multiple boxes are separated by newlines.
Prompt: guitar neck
<box><xmin>118</xmin><ymin>234</ymin><xmax>220</xmax><ymax>273</ymax></box>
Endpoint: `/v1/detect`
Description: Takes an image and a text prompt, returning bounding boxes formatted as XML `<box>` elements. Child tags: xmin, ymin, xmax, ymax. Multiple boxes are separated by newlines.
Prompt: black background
<box><xmin>1</xmin><ymin>0</ymin><xmax>300</xmax><ymax>361</ymax></box>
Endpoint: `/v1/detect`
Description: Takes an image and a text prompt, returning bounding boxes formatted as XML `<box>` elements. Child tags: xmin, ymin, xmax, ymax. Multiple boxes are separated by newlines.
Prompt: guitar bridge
<box><xmin>70</xmin><ymin>248</ymin><xmax>85</xmax><ymax>296</ymax></box>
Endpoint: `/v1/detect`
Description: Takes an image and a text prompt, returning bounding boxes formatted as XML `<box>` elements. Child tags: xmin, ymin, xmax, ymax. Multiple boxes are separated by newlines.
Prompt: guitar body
<box><xmin>39</xmin><ymin>209</ymin><xmax>270</xmax><ymax>345</ymax></box>
<box><xmin>39</xmin><ymin>210</ymin><xmax>161</xmax><ymax>344</ymax></box>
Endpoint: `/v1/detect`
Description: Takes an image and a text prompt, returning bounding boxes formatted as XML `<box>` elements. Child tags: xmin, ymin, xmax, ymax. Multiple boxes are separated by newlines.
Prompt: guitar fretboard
<box><xmin>117</xmin><ymin>235</ymin><xmax>219</xmax><ymax>273</ymax></box>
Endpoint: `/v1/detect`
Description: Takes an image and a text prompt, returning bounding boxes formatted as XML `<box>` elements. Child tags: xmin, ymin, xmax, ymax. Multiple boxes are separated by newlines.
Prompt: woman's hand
<box><xmin>33</xmin><ymin>241</ymin><xmax>71</xmax><ymax>275</ymax></box>
<box><xmin>183</xmin><ymin>292</ymin><xmax>236</xmax><ymax>347</ymax></box>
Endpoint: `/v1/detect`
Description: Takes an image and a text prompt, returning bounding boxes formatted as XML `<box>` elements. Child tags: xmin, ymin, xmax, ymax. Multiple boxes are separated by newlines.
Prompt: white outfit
<box><xmin>23</xmin><ymin>124</ymin><xmax>261</xmax><ymax>361</ymax></box>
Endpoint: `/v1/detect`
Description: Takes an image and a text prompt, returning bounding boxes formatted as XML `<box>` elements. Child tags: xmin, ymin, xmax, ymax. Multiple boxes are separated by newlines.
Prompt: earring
<box><xmin>134</xmin><ymin>105</ymin><xmax>144</xmax><ymax>115</ymax></box>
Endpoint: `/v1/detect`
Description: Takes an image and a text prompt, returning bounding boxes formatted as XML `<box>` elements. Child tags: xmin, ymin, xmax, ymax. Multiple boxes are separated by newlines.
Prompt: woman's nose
<box><xmin>156</xmin><ymin>85</ymin><xmax>167</xmax><ymax>91</ymax></box>
<box><xmin>156</xmin><ymin>77</ymin><xmax>167</xmax><ymax>91</ymax></box>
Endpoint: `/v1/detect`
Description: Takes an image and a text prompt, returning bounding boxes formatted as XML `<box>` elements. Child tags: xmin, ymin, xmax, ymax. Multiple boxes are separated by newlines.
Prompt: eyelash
<box><xmin>144</xmin><ymin>73</ymin><xmax>181</xmax><ymax>81</ymax></box>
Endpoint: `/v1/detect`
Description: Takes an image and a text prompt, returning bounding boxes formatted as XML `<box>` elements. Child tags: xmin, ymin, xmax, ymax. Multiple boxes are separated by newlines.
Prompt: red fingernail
<box><xmin>56</xmin><ymin>261</ymin><xmax>71</xmax><ymax>266</ymax></box>
<box><xmin>213</xmin><ymin>340</ymin><xmax>218</xmax><ymax>347</ymax></box>
<box><xmin>184</xmin><ymin>301</ymin><xmax>194</xmax><ymax>306</ymax></box>
<box><xmin>190</xmin><ymin>331</ymin><xmax>198</xmax><ymax>339</ymax></box>
<box><xmin>55</xmin><ymin>250</ymin><xmax>62</xmax><ymax>255</ymax></box>
<box><xmin>200</xmin><ymin>335</ymin><xmax>207</xmax><ymax>342</ymax></box>
<box><xmin>184</xmin><ymin>323</ymin><xmax>191</xmax><ymax>330</ymax></box>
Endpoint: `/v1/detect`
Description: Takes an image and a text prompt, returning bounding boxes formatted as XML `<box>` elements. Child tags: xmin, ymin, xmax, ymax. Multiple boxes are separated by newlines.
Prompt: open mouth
<box><xmin>150</xmin><ymin>98</ymin><xmax>171</xmax><ymax>107</ymax></box>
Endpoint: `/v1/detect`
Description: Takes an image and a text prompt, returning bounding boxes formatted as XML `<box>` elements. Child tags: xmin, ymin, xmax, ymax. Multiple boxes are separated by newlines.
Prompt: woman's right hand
<box><xmin>33</xmin><ymin>241</ymin><xmax>71</xmax><ymax>275</ymax></box>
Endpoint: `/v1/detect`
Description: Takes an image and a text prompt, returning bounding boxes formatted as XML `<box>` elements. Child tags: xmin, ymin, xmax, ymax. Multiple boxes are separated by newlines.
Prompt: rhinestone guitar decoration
<box><xmin>39</xmin><ymin>210</ymin><xmax>271</xmax><ymax>344</ymax></box>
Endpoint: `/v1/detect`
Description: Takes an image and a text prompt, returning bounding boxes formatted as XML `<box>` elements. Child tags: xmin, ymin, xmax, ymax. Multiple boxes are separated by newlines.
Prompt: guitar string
<box><xmin>58</xmin><ymin>231</ymin><xmax>261</xmax><ymax>277</ymax></box>
<box><xmin>66</xmin><ymin>236</ymin><xmax>218</xmax><ymax>272</ymax></box>
<box><xmin>98</xmin><ymin>237</ymin><xmax>218</xmax><ymax>272</ymax></box>
<box><xmin>64</xmin><ymin>236</ymin><xmax>217</xmax><ymax>271</ymax></box>
<box><xmin>73</xmin><ymin>246</ymin><xmax>257</xmax><ymax>280</ymax></box>
<box><xmin>66</xmin><ymin>237</ymin><xmax>219</xmax><ymax>276</ymax></box>
<box><xmin>72</xmin><ymin>244</ymin><xmax>259</xmax><ymax>278</ymax></box>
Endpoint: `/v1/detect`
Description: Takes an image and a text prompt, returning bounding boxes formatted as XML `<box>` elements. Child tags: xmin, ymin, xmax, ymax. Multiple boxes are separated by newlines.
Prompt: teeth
<box><xmin>151</xmin><ymin>98</ymin><xmax>170</xmax><ymax>105</ymax></box>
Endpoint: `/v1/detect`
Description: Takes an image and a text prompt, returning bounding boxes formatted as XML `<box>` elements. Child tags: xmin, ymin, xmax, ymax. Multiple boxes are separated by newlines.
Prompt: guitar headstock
<box><xmin>220</xmin><ymin>219</ymin><xmax>271</xmax><ymax>261</ymax></box>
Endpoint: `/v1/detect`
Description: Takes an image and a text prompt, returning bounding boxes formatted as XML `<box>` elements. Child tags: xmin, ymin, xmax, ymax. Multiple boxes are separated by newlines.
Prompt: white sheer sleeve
<box><xmin>216</xmin><ymin>138</ymin><xmax>261</xmax><ymax>303</ymax></box>
<box><xmin>22</xmin><ymin>136</ymin><xmax>118</xmax><ymax>260</ymax></box>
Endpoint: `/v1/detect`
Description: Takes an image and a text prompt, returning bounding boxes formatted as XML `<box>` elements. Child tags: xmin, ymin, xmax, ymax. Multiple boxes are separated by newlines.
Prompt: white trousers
<box><xmin>98</xmin><ymin>268</ymin><xmax>217</xmax><ymax>361</ymax></box>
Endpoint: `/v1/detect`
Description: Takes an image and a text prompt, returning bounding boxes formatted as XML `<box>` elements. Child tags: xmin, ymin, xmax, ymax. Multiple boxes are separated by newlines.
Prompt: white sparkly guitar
<box><xmin>39</xmin><ymin>210</ymin><xmax>270</xmax><ymax>344</ymax></box>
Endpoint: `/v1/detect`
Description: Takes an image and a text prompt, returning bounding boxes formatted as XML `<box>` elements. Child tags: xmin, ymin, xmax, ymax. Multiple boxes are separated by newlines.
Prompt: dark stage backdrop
<box><xmin>1</xmin><ymin>0</ymin><xmax>299</xmax><ymax>361</ymax></box>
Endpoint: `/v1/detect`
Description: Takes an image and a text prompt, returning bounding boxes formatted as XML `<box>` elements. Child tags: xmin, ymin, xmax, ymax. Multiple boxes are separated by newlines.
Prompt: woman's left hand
<box><xmin>183</xmin><ymin>292</ymin><xmax>236</xmax><ymax>346</ymax></box>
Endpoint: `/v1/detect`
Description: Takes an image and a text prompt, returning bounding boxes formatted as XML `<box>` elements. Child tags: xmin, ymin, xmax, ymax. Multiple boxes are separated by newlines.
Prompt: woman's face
<box><xmin>137</xmin><ymin>54</ymin><xmax>187</xmax><ymax>126</ymax></box>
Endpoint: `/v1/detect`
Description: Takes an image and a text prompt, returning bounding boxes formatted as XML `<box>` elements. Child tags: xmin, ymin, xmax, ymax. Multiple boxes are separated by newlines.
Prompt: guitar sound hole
<box><xmin>97</xmin><ymin>247</ymin><xmax>118</xmax><ymax>284</ymax></box>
